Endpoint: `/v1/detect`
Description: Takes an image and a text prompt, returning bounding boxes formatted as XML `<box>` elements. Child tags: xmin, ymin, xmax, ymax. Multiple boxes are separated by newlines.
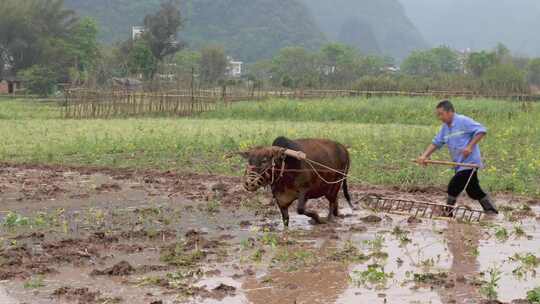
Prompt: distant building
<box><xmin>0</xmin><ymin>76</ymin><xmax>23</xmax><ymax>94</ymax></box>
<box><xmin>226</xmin><ymin>57</ymin><xmax>243</xmax><ymax>78</ymax></box>
<box><xmin>112</xmin><ymin>77</ymin><xmax>143</xmax><ymax>91</ymax></box>
<box><xmin>132</xmin><ymin>26</ymin><xmax>145</xmax><ymax>40</ymax></box>
<box><xmin>456</xmin><ymin>48</ymin><xmax>472</xmax><ymax>74</ymax></box>
<box><xmin>383</xmin><ymin>66</ymin><xmax>400</xmax><ymax>73</ymax></box>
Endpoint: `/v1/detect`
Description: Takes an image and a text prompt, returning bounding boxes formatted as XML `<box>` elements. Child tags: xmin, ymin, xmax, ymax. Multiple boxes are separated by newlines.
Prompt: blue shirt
<box><xmin>432</xmin><ymin>113</ymin><xmax>487</xmax><ymax>172</ymax></box>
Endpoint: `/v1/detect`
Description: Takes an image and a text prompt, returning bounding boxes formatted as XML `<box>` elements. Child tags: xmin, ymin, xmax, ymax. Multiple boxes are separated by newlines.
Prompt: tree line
<box><xmin>1</xmin><ymin>0</ymin><xmax>540</xmax><ymax>96</ymax></box>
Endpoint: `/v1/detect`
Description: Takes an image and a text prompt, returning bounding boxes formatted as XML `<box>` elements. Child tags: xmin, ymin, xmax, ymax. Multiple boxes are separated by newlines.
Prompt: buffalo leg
<box><xmin>297</xmin><ymin>193</ymin><xmax>322</xmax><ymax>224</ymax></box>
<box><xmin>279</xmin><ymin>205</ymin><xmax>290</xmax><ymax>228</ymax></box>
<box><xmin>326</xmin><ymin>189</ymin><xmax>341</xmax><ymax>222</ymax></box>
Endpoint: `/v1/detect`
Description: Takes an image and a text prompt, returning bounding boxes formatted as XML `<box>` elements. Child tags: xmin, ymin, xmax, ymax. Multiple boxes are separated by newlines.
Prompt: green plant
<box><xmin>251</xmin><ymin>249</ymin><xmax>264</xmax><ymax>262</ymax></box>
<box><xmin>513</xmin><ymin>226</ymin><xmax>527</xmax><ymax>239</ymax></box>
<box><xmin>160</xmin><ymin>243</ymin><xmax>205</xmax><ymax>267</ymax></box>
<box><xmin>510</xmin><ymin>253</ymin><xmax>539</xmax><ymax>278</ymax></box>
<box><xmin>480</xmin><ymin>266</ymin><xmax>502</xmax><ymax>301</ymax></box>
<box><xmin>206</xmin><ymin>201</ymin><xmax>220</xmax><ymax>214</ymax></box>
<box><xmin>259</xmin><ymin>229</ymin><xmax>279</xmax><ymax>248</ymax></box>
<box><xmin>527</xmin><ymin>287</ymin><xmax>540</xmax><ymax>303</ymax></box>
<box><xmin>23</xmin><ymin>276</ymin><xmax>45</xmax><ymax>289</ymax></box>
<box><xmin>350</xmin><ymin>264</ymin><xmax>394</xmax><ymax>289</ymax></box>
<box><xmin>392</xmin><ymin>226</ymin><xmax>412</xmax><ymax>246</ymax></box>
<box><xmin>494</xmin><ymin>227</ymin><xmax>509</xmax><ymax>242</ymax></box>
<box><xmin>329</xmin><ymin>241</ymin><xmax>369</xmax><ymax>263</ymax></box>
<box><xmin>2</xmin><ymin>212</ymin><xmax>30</xmax><ymax>228</ymax></box>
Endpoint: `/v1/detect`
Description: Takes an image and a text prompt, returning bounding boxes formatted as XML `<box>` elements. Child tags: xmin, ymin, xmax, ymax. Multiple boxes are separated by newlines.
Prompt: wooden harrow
<box><xmin>361</xmin><ymin>195</ymin><xmax>485</xmax><ymax>223</ymax></box>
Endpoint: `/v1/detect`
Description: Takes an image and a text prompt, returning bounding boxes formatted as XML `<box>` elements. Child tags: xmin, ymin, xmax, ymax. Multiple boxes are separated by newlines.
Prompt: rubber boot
<box><xmin>444</xmin><ymin>196</ymin><xmax>457</xmax><ymax>217</ymax></box>
<box><xmin>479</xmin><ymin>195</ymin><xmax>499</xmax><ymax>214</ymax></box>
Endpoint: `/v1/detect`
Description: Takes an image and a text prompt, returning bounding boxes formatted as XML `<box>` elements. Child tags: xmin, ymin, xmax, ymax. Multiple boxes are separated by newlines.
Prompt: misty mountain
<box><xmin>400</xmin><ymin>0</ymin><xmax>540</xmax><ymax>56</ymax></box>
<box><xmin>300</xmin><ymin>0</ymin><xmax>428</xmax><ymax>59</ymax></box>
<box><xmin>65</xmin><ymin>0</ymin><xmax>326</xmax><ymax>62</ymax></box>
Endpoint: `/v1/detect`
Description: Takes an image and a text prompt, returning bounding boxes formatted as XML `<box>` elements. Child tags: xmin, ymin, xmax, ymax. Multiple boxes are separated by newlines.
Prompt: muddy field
<box><xmin>0</xmin><ymin>164</ymin><xmax>539</xmax><ymax>304</ymax></box>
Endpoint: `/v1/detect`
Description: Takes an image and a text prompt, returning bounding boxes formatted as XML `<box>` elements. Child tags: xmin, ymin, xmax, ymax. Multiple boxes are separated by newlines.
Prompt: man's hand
<box><xmin>416</xmin><ymin>156</ymin><xmax>429</xmax><ymax>166</ymax></box>
<box><xmin>462</xmin><ymin>146</ymin><xmax>473</xmax><ymax>158</ymax></box>
<box><xmin>417</xmin><ymin>144</ymin><xmax>438</xmax><ymax>167</ymax></box>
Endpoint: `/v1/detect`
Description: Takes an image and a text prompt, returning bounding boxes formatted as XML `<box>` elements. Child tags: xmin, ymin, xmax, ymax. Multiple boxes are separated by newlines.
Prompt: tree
<box><xmin>200</xmin><ymin>45</ymin><xmax>228</xmax><ymax>85</ymax></box>
<box><xmin>527</xmin><ymin>58</ymin><xmax>540</xmax><ymax>86</ymax></box>
<box><xmin>467</xmin><ymin>51</ymin><xmax>497</xmax><ymax>77</ymax></box>
<box><xmin>67</xmin><ymin>18</ymin><xmax>100</xmax><ymax>72</ymax></box>
<box><xmin>401</xmin><ymin>50</ymin><xmax>440</xmax><ymax>76</ymax></box>
<box><xmin>319</xmin><ymin>43</ymin><xmax>361</xmax><ymax>86</ymax></box>
<box><xmin>143</xmin><ymin>0</ymin><xmax>183</xmax><ymax>62</ymax></box>
<box><xmin>482</xmin><ymin>64</ymin><xmax>527</xmax><ymax>94</ymax></box>
<box><xmin>494</xmin><ymin>42</ymin><xmax>511</xmax><ymax>65</ymax></box>
<box><xmin>19</xmin><ymin>65</ymin><xmax>57</xmax><ymax>96</ymax></box>
<box><xmin>401</xmin><ymin>47</ymin><xmax>460</xmax><ymax>77</ymax></box>
<box><xmin>270</xmin><ymin>47</ymin><xmax>319</xmax><ymax>88</ymax></box>
<box><xmin>430</xmin><ymin>46</ymin><xmax>460</xmax><ymax>74</ymax></box>
<box><xmin>127</xmin><ymin>39</ymin><xmax>157</xmax><ymax>80</ymax></box>
<box><xmin>174</xmin><ymin>50</ymin><xmax>201</xmax><ymax>75</ymax></box>
<box><xmin>357</xmin><ymin>55</ymin><xmax>386</xmax><ymax>77</ymax></box>
<box><xmin>0</xmin><ymin>0</ymin><xmax>78</xmax><ymax>74</ymax></box>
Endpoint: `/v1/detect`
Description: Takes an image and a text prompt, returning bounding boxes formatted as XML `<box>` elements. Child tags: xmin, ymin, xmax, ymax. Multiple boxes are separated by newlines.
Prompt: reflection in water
<box><xmin>443</xmin><ymin>222</ymin><xmax>482</xmax><ymax>304</ymax></box>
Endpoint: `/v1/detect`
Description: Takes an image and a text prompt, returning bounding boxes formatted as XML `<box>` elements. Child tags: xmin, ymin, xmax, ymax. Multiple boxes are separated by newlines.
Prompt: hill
<box><xmin>400</xmin><ymin>0</ymin><xmax>540</xmax><ymax>56</ymax></box>
<box><xmin>65</xmin><ymin>0</ymin><xmax>326</xmax><ymax>62</ymax></box>
<box><xmin>300</xmin><ymin>0</ymin><xmax>428</xmax><ymax>59</ymax></box>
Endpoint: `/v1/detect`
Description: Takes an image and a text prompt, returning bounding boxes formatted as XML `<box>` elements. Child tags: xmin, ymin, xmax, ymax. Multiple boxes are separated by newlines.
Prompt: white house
<box><xmin>227</xmin><ymin>57</ymin><xmax>243</xmax><ymax>78</ymax></box>
<box><xmin>132</xmin><ymin>26</ymin><xmax>145</xmax><ymax>40</ymax></box>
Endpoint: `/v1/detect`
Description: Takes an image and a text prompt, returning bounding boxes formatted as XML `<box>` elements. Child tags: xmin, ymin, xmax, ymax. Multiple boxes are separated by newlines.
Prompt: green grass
<box><xmin>0</xmin><ymin>96</ymin><xmax>539</xmax><ymax>196</ymax></box>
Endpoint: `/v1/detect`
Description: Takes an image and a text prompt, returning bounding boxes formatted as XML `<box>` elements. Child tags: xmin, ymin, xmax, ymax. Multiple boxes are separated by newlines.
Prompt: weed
<box><xmin>166</xmin><ymin>270</ymin><xmax>202</xmax><ymax>289</ymax></box>
<box><xmin>205</xmin><ymin>201</ymin><xmax>220</xmax><ymax>214</ymax></box>
<box><xmin>240</xmin><ymin>238</ymin><xmax>255</xmax><ymax>250</ymax></box>
<box><xmin>363</xmin><ymin>234</ymin><xmax>388</xmax><ymax>260</ymax></box>
<box><xmin>419</xmin><ymin>258</ymin><xmax>435</xmax><ymax>272</ymax></box>
<box><xmin>272</xmin><ymin>249</ymin><xmax>314</xmax><ymax>272</ymax></box>
<box><xmin>259</xmin><ymin>229</ymin><xmax>279</xmax><ymax>248</ymax></box>
<box><xmin>350</xmin><ymin>264</ymin><xmax>394</xmax><ymax>289</ymax></box>
<box><xmin>2</xmin><ymin>212</ymin><xmax>30</xmax><ymax>228</ymax></box>
<box><xmin>494</xmin><ymin>227</ymin><xmax>509</xmax><ymax>242</ymax></box>
<box><xmin>391</xmin><ymin>226</ymin><xmax>412</xmax><ymax>247</ymax></box>
<box><xmin>160</xmin><ymin>243</ymin><xmax>205</xmax><ymax>267</ymax></box>
<box><xmin>251</xmin><ymin>249</ymin><xmax>264</xmax><ymax>263</ymax></box>
<box><xmin>329</xmin><ymin>241</ymin><xmax>369</xmax><ymax>263</ymax></box>
<box><xmin>23</xmin><ymin>276</ymin><xmax>45</xmax><ymax>289</ymax></box>
<box><xmin>413</xmin><ymin>272</ymin><xmax>448</xmax><ymax>285</ymax></box>
<box><xmin>527</xmin><ymin>287</ymin><xmax>540</xmax><ymax>303</ymax></box>
<box><xmin>480</xmin><ymin>266</ymin><xmax>502</xmax><ymax>301</ymax></box>
<box><xmin>510</xmin><ymin>252</ymin><xmax>539</xmax><ymax>278</ymax></box>
<box><xmin>513</xmin><ymin>226</ymin><xmax>528</xmax><ymax>239</ymax></box>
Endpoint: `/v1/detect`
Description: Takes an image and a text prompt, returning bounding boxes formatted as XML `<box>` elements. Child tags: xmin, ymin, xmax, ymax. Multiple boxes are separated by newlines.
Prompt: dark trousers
<box><xmin>447</xmin><ymin>169</ymin><xmax>487</xmax><ymax>201</ymax></box>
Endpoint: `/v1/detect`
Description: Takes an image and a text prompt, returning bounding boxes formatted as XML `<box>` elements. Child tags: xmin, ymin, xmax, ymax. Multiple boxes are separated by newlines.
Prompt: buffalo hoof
<box><xmin>309</xmin><ymin>218</ymin><xmax>326</xmax><ymax>225</ymax></box>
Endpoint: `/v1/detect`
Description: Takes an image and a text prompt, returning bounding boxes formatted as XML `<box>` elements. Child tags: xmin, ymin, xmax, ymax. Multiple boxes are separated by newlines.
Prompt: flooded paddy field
<box><xmin>0</xmin><ymin>164</ymin><xmax>538</xmax><ymax>304</ymax></box>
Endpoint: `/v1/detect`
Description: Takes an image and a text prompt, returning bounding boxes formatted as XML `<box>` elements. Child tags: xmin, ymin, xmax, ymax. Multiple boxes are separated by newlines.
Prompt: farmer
<box><xmin>417</xmin><ymin>100</ymin><xmax>498</xmax><ymax>214</ymax></box>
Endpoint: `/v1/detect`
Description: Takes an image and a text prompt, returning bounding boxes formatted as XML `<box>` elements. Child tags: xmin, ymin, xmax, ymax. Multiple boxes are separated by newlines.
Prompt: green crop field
<box><xmin>1</xmin><ymin>97</ymin><xmax>539</xmax><ymax>196</ymax></box>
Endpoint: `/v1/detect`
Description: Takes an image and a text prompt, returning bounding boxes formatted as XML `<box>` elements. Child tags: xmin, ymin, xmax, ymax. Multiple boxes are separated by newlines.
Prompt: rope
<box><xmin>463</xmin><ymin>167</ymin><xmax>477</xmax><ymax>193</ymax></box>
<box><xmin>304</xmin><ymin>159</ymin><xmax>349</xmax><ymax>184</ymax></box>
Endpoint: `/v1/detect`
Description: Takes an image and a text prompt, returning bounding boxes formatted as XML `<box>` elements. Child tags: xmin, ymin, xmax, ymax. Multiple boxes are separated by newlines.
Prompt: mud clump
<box><xmin>95</xmin><ymin>183</ymin><xmax>121</xmax><ymax>192</ymax></box>
<box><xmin>0</xmin><ymin>269</ymin><xmax>30</xmax><ymax>280</ymax></box>
<box><xmin>350</xmin><ymin>225</ymin><xmax>367</xmax><ymax>233</ymax></box>
<box><xmin>360</xmin><ymin>215</ymin><xmax>382</xmax><ymax>223</ymax></box>
<box><xmin>53</xmin><ymin>286</ymin><xmax>101</xmax><ymax>304</ymax></box>
<box><xmin>407</xmin><ymin>216</ymin><xmax>423</xmax><ymax>224</ymax></box>
<box><xmin>209</xmin><ymin>283</ymin><xmax>236</xmax><ymax>300</ymax></box>
<box><xmin>413</xmin><ymin>272</ymin><xmax>451</xmax><ymax>288</ymax></box>
<box><xmin>90</xmin><ymin>260</ymin><xmax>134</xmax><ymax>276</ymax></box>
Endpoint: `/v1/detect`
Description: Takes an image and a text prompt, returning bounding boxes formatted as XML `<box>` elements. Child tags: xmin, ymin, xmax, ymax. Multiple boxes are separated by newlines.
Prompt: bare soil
<box><xmin>0</xmin><ymin>164</ymin><xmax>538</xmax><ymax>304</ymax></box>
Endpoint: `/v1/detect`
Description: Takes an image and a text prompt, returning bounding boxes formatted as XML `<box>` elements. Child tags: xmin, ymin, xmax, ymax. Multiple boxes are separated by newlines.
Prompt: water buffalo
<box><xmin>239</xmin><ymin>136</ymin><xmax>355</xmax><ymax>227</ymax></box>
